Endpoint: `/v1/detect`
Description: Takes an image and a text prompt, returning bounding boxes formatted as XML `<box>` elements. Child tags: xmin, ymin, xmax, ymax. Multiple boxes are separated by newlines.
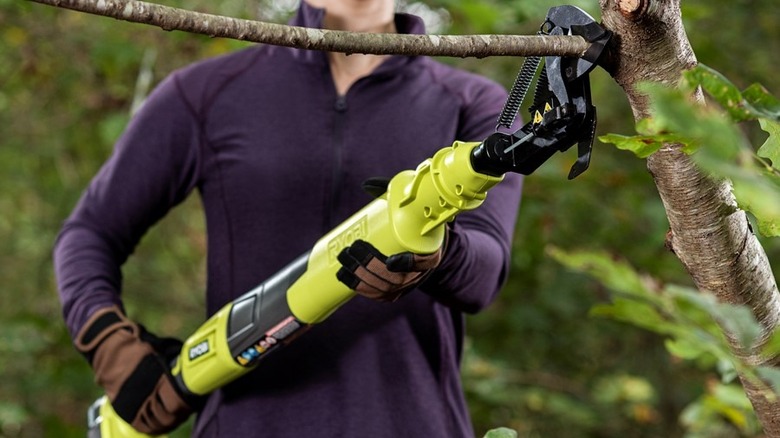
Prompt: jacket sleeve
<box><xmin>419</xmin><ymin>79</ymin><xmax>523</xmax><ymax>314</ymax></box>
<box><xmin>53</xmin><ymin>74</ymin><xmax>202</xmax><ymax>338</ymax></box>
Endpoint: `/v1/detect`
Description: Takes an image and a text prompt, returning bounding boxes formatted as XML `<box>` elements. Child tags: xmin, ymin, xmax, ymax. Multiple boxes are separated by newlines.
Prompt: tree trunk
<box><xmin>598</xmin><ymin>0</ymin><xmax>780</xmax><ymax>434</ymax></box>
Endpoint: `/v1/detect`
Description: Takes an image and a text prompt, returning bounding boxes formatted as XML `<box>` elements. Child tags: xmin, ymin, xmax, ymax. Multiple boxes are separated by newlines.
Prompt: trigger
<box><xmin>361</xmin><ymin>177</ymin><xmax>391</xmax><ymax>199</ymax></box>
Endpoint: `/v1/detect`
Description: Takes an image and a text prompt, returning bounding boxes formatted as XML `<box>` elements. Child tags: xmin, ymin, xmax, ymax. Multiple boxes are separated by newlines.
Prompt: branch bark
<box><xmin>598</xmin><ymin>0</ymin><xmax>780</xmax><ymax>434</ymax></box>
<box><xmin>28</xmin><ymin>0</ymin><xmax>591</xmax><ymax>58</ymax></box>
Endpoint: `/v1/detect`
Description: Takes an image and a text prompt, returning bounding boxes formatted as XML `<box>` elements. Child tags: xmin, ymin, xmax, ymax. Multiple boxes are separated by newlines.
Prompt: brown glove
<box><xmin>336</xmin><ymin>237</ymin><xmax>445</xmax><ymax>302</ymax></box>
<box><xmin>75</xmin><ymin>306</ymin><xmax>199</xmax><ymax>435</ymax></box>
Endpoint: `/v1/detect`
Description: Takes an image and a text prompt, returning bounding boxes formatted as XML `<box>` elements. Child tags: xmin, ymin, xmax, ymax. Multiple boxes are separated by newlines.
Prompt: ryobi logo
<box><xmin>188</xmin><ymin>340</ymin><xmax>210</xmax><ymax>361</ymax></box>
<box><xmin>327</xmin><ymin>216</ymin><xmax>368</xmax><ymax>263</ymax></box>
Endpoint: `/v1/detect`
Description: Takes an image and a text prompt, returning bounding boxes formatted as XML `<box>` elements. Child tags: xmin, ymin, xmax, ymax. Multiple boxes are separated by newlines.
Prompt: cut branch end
<box><xmin>617</xmin><ymin>0</ymin><xmax>648</xmax><ymax>21</ymax></box>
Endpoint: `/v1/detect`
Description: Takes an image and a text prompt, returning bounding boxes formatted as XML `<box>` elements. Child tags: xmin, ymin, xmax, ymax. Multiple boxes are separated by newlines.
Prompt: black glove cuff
<box><xmin>74</xmin><ymin>306</ymin><xmax>134</xmax><ymax>364</ymax></box>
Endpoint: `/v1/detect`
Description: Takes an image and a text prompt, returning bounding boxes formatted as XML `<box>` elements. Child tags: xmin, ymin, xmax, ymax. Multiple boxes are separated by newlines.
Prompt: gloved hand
<box><xmin>74</xmin><ymin>306</ymin><xmax>200</xmax><ymax>435</ymax></box>
<box><xmin>336</xmin><ymin>236</ymin><xmax>446</xmax><ymax>302</ymax></box>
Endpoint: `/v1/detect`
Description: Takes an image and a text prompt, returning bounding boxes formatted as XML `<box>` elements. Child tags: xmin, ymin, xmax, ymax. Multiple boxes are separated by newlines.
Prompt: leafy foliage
<box><xmin>600</xmin><ymin>64</ymin><xmax>780</xmax><ymax>237</ymax></box>
<box><xmin>551</xmin><ymin>248</ymin><xmax>767</xmax><ymax>436</ymax></box>
<box><xmin>590</xmin><ymin>64</ymin><xmax>780</xmax><ymax>436</ymax></box>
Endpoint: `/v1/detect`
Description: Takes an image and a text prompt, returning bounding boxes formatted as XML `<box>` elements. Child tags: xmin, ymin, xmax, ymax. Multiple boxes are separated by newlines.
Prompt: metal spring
<box><xmin>496</xmin><ymin>56</ymin><xmax>541</xmax><ymax>130</ymax></box>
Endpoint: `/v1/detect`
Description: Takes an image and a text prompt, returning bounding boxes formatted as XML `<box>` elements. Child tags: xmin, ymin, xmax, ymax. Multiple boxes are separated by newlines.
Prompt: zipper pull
<box><xmin>334</xmin><ymin>96</ymin><xmax>347</xmax><ymax>112</ymax></box>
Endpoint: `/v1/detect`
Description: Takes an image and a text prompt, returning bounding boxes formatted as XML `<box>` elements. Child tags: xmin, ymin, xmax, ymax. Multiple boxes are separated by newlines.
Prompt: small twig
<box><xmin>27</xmin><ymin>0</ymin><xmax>591</xmax><ymax>58</ymax></box>
<box><xmin>131</xmin><ymin>47</ymin><xmax>157</xmax><ymax>116</ymax></box>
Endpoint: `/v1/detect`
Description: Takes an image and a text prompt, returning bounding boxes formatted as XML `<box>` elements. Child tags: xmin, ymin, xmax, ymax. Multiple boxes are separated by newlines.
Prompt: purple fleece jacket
<box><xmin>54</xmin><ymin>2</ymin><xmax>523</xmax><ymax>436</ymax></box>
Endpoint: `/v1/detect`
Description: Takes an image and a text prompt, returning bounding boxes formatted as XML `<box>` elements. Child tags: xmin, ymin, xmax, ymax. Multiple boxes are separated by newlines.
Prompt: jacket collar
<box><xmin>288</xmin><ymin>0</ymin><xmax>426</xmax><ymax>72</ymax></box>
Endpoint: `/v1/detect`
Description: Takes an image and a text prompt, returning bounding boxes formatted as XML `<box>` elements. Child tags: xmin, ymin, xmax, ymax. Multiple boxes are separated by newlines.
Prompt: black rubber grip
<box><xmin>226</xmin><ymin>253</ymin><xmax>308</xmax><ymax>359</ymax></box>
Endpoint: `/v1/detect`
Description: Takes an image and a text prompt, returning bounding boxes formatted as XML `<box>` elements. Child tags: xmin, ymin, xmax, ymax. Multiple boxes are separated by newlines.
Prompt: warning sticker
<box><xmin>235</xmin><ymin>317</ymin><xmax>307</xmax><ymax>367</ymax></box>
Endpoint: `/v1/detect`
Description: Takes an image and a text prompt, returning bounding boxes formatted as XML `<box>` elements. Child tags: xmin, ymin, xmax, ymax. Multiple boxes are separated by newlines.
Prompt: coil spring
<box><xmin>496</xmin><ymin>56</ymin><xmax>541</xmax><ymax>130</ymax></box>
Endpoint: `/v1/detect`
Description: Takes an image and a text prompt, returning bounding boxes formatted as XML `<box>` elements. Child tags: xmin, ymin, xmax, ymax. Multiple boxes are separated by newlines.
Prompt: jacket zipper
<box><xmin>324</xmin><ymin>94</ymin><xmax>348</xmax><ymax>231</ymax></box>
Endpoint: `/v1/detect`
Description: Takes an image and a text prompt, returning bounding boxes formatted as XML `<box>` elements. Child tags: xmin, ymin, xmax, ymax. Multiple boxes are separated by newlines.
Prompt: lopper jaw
<box><xmin>471</xmin><ymin>5</ymin><xmax>611</xmax><ymax>180</ymax></box>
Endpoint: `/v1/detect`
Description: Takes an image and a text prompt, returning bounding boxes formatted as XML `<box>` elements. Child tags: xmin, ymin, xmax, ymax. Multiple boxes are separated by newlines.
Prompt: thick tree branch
<box><xmin>599</xmin><ymin>0</ymin><xmax>780</xmax><ymax>434</ymax></box>
<box><xmin>28</xmin><ymin>0</ymin><xmax>591</xmax><ymax>58</ymax></box>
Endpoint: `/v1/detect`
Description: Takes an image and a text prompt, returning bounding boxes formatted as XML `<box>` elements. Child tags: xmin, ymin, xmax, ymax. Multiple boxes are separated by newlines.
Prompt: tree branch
<box><xmin>28</xmin><ymin>0</ymin><xmax>591</xmax><ymax>58</ymax></box>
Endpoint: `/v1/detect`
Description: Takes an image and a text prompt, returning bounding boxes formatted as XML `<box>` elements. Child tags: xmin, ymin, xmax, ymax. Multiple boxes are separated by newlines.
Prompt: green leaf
<box><xmin>682</xmin><ymin>382</ymin><xmax>759</xmax><ymax>434</ymax></box>
<box><xmin>710</xmin><ymin>382</ymin><xmax>753</xmax><ymax>412</ymax></box>
<box><xmin>483</xmin><ymin>428</ymin><xmax>518</xmax><ymax>438</ymax></box>
<box><xmin>716</xmin><ymin>359</ymin><xmax>738</xmax><ymax>384</ymax></box>
<box><xmin>756</xmin><ymin>366</ymin><xmax>780</xmax><ymax>396</ymax></box>
<box><xmin>682</xmin><ymin>65</ymin><xmax>753</xmax><ymax>122</ymax></box>
<box><xmin>665</xmin><ymin>338</ymin><xmax>712</xmax><ymax>360</ymax></box>
<box><xmin>547</xmin><ymin>247</ymin><xmax>658</xmax><ymax>300</ymax></box>
<box><xmin>665</xmin><ymin>286</ymin><xmax>729</xmax><ymax>338</ymax></box>
<box><xmin>712</xmin><ymin>304</ymin><xmax>761</xmax><ymax>350</ymax></box>
<box><xmin>667</xmin><ymin>285</ymin><xmax>719</xmax><ymax>315</ymax></box>
<box><xmin>731</xmin><ymin>174</ymin><xmax>780</xmax><ymax>237</ymax></box>
<box><xmin>667</xmin><ymin>286</ymin><xmax>762</xmax><ymax>351</ymax></box>
<box><xmin>682</xmin><ymin>65</ymin><xmax>780</xmax><ymax>122</ymax></box>
<box><xmin>640</xmin><ymin>82</ymin><xmax>745</xmax><ymax>162</ymax></box>
<box><xmin>761</xmin><ymin>327</ymin><xmax>780</xmax><ymax>357</ymax></box>
<box><xmin>598</xmin><ymin>134</ymin><xmax>662</xmax><ymax>158</ymax></box>
<box><xmin>757</xmin><ymin>119</ymin><xmax>780</xmax><ymax>166</ymax></box>
<box><xmin>743</xmin><ymin>84</ymin><xmax>780</xmax><ymax>121</ymax></box>
<box><xmin>590</xmin><ymin>298</ymin><xmax>671</xmax><ymax>334</ymax></box>
<box><xmin>639</xmin><ymin>78</ymin><xmax>780</xmax><ymax>237</ymax></box>
<box><xmin>635</xmin><ymin>117</ymin><xmax>664</xmax><ymax>136</ymax></box>
<box><xmin>600</xmin><ymin>132</ymin><xmax>693</xmax><ymax>158</ymax></box>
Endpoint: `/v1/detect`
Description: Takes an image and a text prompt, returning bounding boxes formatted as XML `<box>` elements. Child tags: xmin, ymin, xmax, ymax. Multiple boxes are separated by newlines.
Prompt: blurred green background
<box><xmin>1</xmin><ymin>0</ymin><xmax>778</xmax><ymax>436</ymax></box>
